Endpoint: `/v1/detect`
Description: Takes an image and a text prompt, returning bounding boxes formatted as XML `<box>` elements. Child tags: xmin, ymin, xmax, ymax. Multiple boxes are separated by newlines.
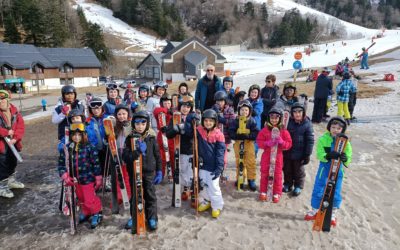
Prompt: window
<box><xmin>146</xmin><ymin>67</ymin><xmax>152</xmax><ymax>77</ymax></box>
<box><xmin>60</xmin><ymin>78</ymin><xmax>74</xmax><ymax>85</ymax></box>
<box><xmin>31</xmin><ymin>65</ymin><xmax>44</xmax><ymax>74</ymax></box>
<box><xmin>1</xmin><ymin>66</ymin><xmax>13</xmax><ymax>76</ymax></box>
<box><xmin>60</xmin><ymin>64</ymin><xmax>73</xmax><ymax>73</ymax></box>
<box><xmin>153</xmin><ymin>67</ymin><xmax>160</xmax><ymax>79</ymax></box>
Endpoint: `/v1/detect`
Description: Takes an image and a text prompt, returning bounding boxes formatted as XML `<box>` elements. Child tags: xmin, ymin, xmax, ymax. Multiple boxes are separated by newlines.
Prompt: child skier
<box><xmin>229</xmin><ymin>100</ymin><xmax>259</xmax><ymax>191</ymax></box>
<box><xmin>177</xmin><ymin>82</ymin><xmax>192</xmax><ymax>101</ymax></box>
<box><xmin>196</xmin><ymin>109</ymin><xmax>225</xmax><ymax>218</ymax></box>
<box><xmin>283</xmin><ymin>103</ymin><xmax>314</xmax><ymax>196</ymax></box>
<box><xmin>256</xmin><ymin>107</ymin><xmax>292</xmax><ymax>203</ymax></box>
<box><xmin>222</xmin><ymin>76</ymin><xmax>235</xmax><ymax>105</ymax></box>
<box><xmin>58</xmin><ymin>123</ymin><xmax>102</xmax><ymax>228</ymax></box>
<box><xmin>276</xmin><ymin>82</ymin><xmax>306</xmax><ymax>112</ymax></box>
<box><xmin>41</xmin><ymin>98</ymin><xmax>47</xmax><ymax>111</ymax></box>
<box><xmin>123</xmin><ymin>111</ymin><xmax>162</xmax><ymax>231</ymax></box>
<box><xmin>304</xmin><ymin>116</ymin><xmax>352</xmax><ymax>226</ymax></box>
<box><xmin>52</xmin><ymin>85</ymin><xmax>85</xmax><ymax>140</ymax></box>
<box><xmin>247</xmin><ymin>84</ymin><xmax>263</xmax><ymax>130</ymax></box>
<box><xmin>233</xmin><ymin>91</ymin><xmax>247</xmax><ymax>113</ymax></box>
<box><xmin>131</xmin><ymin>84</ymin><xmax>151</xmax><ymax>113</ymax></box>
<box><xmin>153</xmin><ymin>94</ymin><xmax>175</xmax><ymax>178</ymax></box>
<box><xmin>0</xmin><ymin>90</ymin><xmax>25</xmax><ymax>198</ymax></box>
<box><xmin>336</xmin><ymin>72</ymin><xmax>357</xmax><ymax>125</ymax></box>
<box><xmin>261</xmin><ymin>74</ymin><xmax>280</xmax><ymax>129</ymax></box>
<box><xmin>104</xmin><ymin>83</ymin><xmax>124</xmax><ymax>116</ymax></box>
<box><xmin>147</xmin><ymin>81</ymin><xmax>168</xmax><ymax>133</ymax></box>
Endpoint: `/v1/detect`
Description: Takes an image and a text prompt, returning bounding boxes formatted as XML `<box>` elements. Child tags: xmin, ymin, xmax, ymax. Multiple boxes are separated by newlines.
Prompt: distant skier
<box><xmin>358</xmin><ymin>47</ymin><xmax>369</xmax><ymax>69</ymax></box>
<box><xmin>281</xmin><ymin>59</ymin><xmax>284</xmax><ymax>67</ymax></box>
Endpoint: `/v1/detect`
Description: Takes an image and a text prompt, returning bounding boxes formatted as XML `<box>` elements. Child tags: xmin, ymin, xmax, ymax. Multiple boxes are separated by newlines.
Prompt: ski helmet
<box><xmin>61</xmin><ymin>85</ymin><xmax>77</xmax><ymax>100</ymax></box>
<box><xmin>214</xmin><ymin>90</ymin><xmax>228</xmax><ymax>101</ymax></box>
<box><xmin>343</xmin><ymin>72</ymin><xmax>351</xmax><ymax>80</ymax></box>
<box><xmin>114</xmin><ymin>104</ymin><xmax>131</xmax><ymax>118</ymax></box>
<box><xmin>283</xmin><ymin>82</ymin><xmax>296</xmax><ymax>92</ymax></box>
<box><xmin>106</xmin><ymin>83</ymin><xmax>119</xmax><ymax>96</ymax></box>
<box><xmin>160</xmin><ymin>93</ymin><xmax>173</xmax><ymax>107</ymax></box>
<box><xmin>131</xmin><ymin>110</ymin><xmax>150</xmax><ymax>131</ymax></box>
<box><xmin>179</xmin><ymin>95</ymin><xmax>194</xmax><ymax>111</ymax></box>
<box><xmin>154</xmin><ymin>81</ymin><xmax>168</xmax><ymax>91</ymax></box>
<box><xmin>237</xmin><ymin>99</ymin><xmax>253</xmax><ymax>117</ymax></box>
<box><xmin>67</xmin><ymin>108</ymin><xmax>86</xmax><ymax>124</ymax></box>
<box><xmin>139</xmin><ymin>84</ymin><xmax>150</xmax><ymax>93</ymax></box>
<box><xmin>69</xmin><ymin>123</ymin><xmax>88</xmax><ymax>143</ymax></box>
<box><xmin>201</xmin><ymin>109</ymin><xmax>218</xmax><ymax>129</ymax></box>
<box><xmin>327</xmin><ymin>116</ymin><xmax>347</xmax><ymax>133</ymax></box>
<box><xmin>267</xmin><ymin>107</ymin><xmax>283</xmax><ymax>128</ymax></box>
<box><xmin>223</xmin><ymin>76</ymin><xmax>233</xmax><ymax>86</ymax></box>
<box><xmin>290</xmin><ymin>102</ymin><xmax>305</xmax><ymax>118</ymax></box>
<box><xmin>248</xmin><ymin>84</ymin><xmax>260</xmax><ymax>98</ymax></box>
<box><xmin>88</xmin><ymin>97</ymin><xmax>104</xmax><ymax>115</ymax></box>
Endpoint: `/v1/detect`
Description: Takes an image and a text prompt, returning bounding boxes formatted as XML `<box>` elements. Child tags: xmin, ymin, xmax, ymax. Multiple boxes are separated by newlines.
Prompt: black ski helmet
<box><xmin>61</xmin><ymin>85</ymin><xmax>77</xmax><ymax>100</ymax></box>
<box><xmin>114</xmin><ymin>104</ymin><xmax>131</xmax><ymax>118</ymax></box>
<box><xmin>327</xmin><ymin>116</ymin><xmax>347</xmax><ymax>133</ymax></box>
<box><xmin>223</xmin><ymin>76</ymin><xmax>233</xmax><ymax>86</ymax></box>
<box><xmin>201</xmin><ymin>109</ymin><xmax>218</xmax><ymax>129</ymax></box>
<box><xmin>290</xmin><ymin>102</ymin><xmax>305</xmax><ymax>118</ymax></box>
<box><xmin>160</xmin><ymin>94</ymin><xmax>172</xmax><ymax>107</ymax></box>
<box><xmin>248</xmin><ymin>84</ymin><xmax>261</xmax><ymax>98</ymax></box>
<box><xmin>214</xmin><ymin>90</ymin><xmax>228</xmax><ymax>101</ymax></box>
<box><xmin>132</xmin><ymin>110</ymin><xmax>150</xmax><ymax>131</ymax></box>
<box><xmin>343</xmin><ymin>72</ymin><xmax>351</xmax><ymax>80</ymax></box>
<box><xmin>237</xmin><ymin>99</ymin><xmax>253</xmax><ymax>117</ymax></box>
<box><xmin>88</xmin><ymin>97</ymin><xmax>104</xmax><ymax>115</ymax></box>
<box><xmin>139</xmin><ymin>84</ymin><xmax>150</xmax><ymax>93</ymax></box>
<box><xmin>67</xmin><ymin>108</ymin><xmax>86</xmax><ymax>124</ymax></box>
<box><xmin>106</xmin><ymin>83</ymin><xmax>119</xmax><ymax>96</ymax></box>
<box><xmin>267</xmin><ymin>107</ymin><xmax>283</xmax><ymax>128</ymax></box>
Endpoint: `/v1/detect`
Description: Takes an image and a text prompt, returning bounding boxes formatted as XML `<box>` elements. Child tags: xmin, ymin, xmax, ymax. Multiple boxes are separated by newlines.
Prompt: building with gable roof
<box><xmin>137</xmin><ymin>36</ymin><xmax>226</xmax><ymax>82</ymax></box>
<box><xmin>0</xmin><ymin>42</ymin><xmax>101</xmax><ymax>93</ymax></box>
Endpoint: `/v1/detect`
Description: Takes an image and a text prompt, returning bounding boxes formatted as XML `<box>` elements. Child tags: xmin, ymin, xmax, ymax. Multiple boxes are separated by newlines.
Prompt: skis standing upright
<box><xmin>172</xmin><ymin>94</ymin><xmax>179</xmax><ymax>112</ymax></box>
<box><xmin>267</xmin><ymin>127</ymin><xmax>280</xmax><ymax>202</ymax></box>
<box><xmin>103</xmin><ymin>117</ymin><xmax>130</xmax><ymax>211</ymax></box>
<box><xmin>130</xmin><ymin>135</ymin><xmax>146</xmax><ymax>235</ymax></box>
<box><xmin>236</xmin><ymin>116</ymin><xmax>250</xmax><ymax>191</ymax></box>
<box><xmin>158</xmin><ymin>112</ymin><xmax>172</xmax><ymax>183</ymax></box>
<box><xmin>172</xmin><ymin>112</ymin><xmax>181</xmax><ymax>207</ymax></box>
<box><xmin>191</xmin><ymin>120</ymin><xmax>199</xmax><ymax>214</ymax></box>
<box><xmin>282</xmin><ymin>110</ymin><xmax>290</xmax><ymax>129</ymax></box>
<box><xmin>313</xmin><ymin>134</ymin><xmax>348</xmax><ymax>232</ymax></box>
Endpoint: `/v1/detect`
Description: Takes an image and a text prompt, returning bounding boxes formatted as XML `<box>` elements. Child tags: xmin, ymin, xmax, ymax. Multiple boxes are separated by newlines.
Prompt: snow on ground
<box><xmin>73</xmin><ymin>0</ymin><xmax>166</xmax><ymax>52</ymax></box>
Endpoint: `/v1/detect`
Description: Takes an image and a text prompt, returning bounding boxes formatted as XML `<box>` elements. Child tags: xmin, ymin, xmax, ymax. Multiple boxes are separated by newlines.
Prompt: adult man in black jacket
<box><xmin>311</xmin><ymin>68</ymin><xmax>333</xmax><ymax>123</ymax></box>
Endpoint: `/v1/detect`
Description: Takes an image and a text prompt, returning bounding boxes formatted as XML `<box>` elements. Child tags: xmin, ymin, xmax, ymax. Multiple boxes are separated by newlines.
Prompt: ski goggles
<box><xmin>89</xmin><ymin>101</ymin><xmax>103</xmax><ymax>109</ymax></box>
<box><xmin>70</xmin><ymin>123</ymin><xmax>85</xmax><ymax>132</ymax></box>
<box><xmin>133</xmin><ymin>119</ymin><xmax>147</xmax><ymax>124</ymax></box>
<box><xmin>269</xmin><ymin>114</ymin><xmax>281</xmax><ymax>118</ymax></box>
<box><xmin>107</xmin><ymin>83</ymin><xmax>118</xmax><ymax>90</ymax></box>
<box><xmin>0</xmin><ymin>90</ymin><xmax>10</xmax><ymax>100</ymax></box>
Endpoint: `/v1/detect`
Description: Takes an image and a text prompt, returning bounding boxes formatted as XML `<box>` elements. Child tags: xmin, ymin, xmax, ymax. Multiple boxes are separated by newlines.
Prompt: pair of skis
<box><xmin>172</xmin><ymin>112</ymin><xmax>181</xmax><ymax>207</ymax></box>
<box><xmin>192</xmin><ymin>119</ymin><xmax>199</xmax><ymax>214</ymax></box>
<box><xmin>266</xmin><ymin>127</ymin><xmax>280</xmax><ymax>201</ymax></box>
<box><xmin>313</xmin><ymin>134</ymin><xmax>348</xmax><ymax>232</ymax></box>
<box><xmin>237</xmin><ymin>116</ymin><xmax>250</xmax><ymax>191</ymax></box>
<box><xmin>157</xmin><ymin>112</ymin><xmax>173</xmax><ymax>183</ymax></box>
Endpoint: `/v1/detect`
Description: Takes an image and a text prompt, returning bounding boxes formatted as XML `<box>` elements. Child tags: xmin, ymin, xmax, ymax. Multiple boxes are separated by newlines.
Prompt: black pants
<box><xmin>0</xmin><ymin>147</ymin><xmax>17</xmax><ymax>181</ymax></box>
<box><xmin>348</xmin><ymin>93</ymin><xmax>357</xmax><ymax>117</ymax></box>
<box><xmin>127</xmin><ymin>166</ymin><xmax>158</xmax><ymax>222</ymax></box>
<box><xmin>283</xmin><ymin>159</ymin><xmax>305</xmax><ymax>189</ymax></box>
<box><xmin>312</xmin><ymin>97</ymin><xmax>327</xmax><ymax>123</ymax></box>
<box><xmin>42</xmin><ymin>106</ymin><xmax>47</xmax><ymax>111</ymax></box>
<box><xmin>98</xmin><ymin>148</ymin><xmax>107</xmax><ymax>176</ymax></box>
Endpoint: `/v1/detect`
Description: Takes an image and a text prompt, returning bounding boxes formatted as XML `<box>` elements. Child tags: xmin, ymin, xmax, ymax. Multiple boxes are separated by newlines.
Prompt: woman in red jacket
<box><xmin>0</xmin><ymin>90</ymin><xmax>25</xmax><ymax>198</ymax></box>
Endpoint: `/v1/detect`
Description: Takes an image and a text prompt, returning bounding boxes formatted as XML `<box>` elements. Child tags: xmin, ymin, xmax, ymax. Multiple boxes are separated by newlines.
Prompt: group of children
<box><xmin>51</xmin><ymin>72</ymin><xmax>353</xmax><ymax>232</ymax></box>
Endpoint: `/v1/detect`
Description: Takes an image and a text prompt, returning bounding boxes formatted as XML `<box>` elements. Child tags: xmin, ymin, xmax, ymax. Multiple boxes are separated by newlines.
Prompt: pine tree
<box><xmin>84</xmin><ymin>23</ymin><xmax>112</xmax><ymax>63</ymax></box>
<box><xmin>260</xmin><ymin>3</ymin><xmax>268</xmax><ymax>25</ymax></box>
<box><xmin>45</xmin><ymin>1</ymin><xmax>68</xmax><ymax>47</ymax></box>
<box><xmin>3</xmin><ymin>14</ymin><xmax>21</xmax><ymax>44</ymax></box>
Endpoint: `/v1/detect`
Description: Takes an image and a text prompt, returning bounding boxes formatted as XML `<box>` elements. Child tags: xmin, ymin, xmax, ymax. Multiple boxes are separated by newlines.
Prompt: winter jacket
<box><xmin>197</xmin><ymin>126</ymin><xmax>226</xmax><ymax>174</ymax></box>
<box><xmin>316</xmin><ymin>131</ymin><xmax>352</xmax><ymax>166</ymax></box>
<box><xmin>166</xmin><ymin>112</ymin><xmax>198</xmax><ymax>155</ymax></box>
<box><xmin>212</xmin><ymin>104</ymin><xmax>236</xmax><ymax>144</ymax></box>
<box><xmin>52</xmin><ymin>99</ymin><xmax>85</xmax><ymax>140</ymax></box>
<box><xmin>41</xmin><ymin>99</ymin><xmax>47</xmax><ymax>106</ymax></box>
<box><xmin>104</xmin><ymin>98</ymin><xmax>125</xmax><ymax>117</ymax></box>
<box><xmin>195</xmin><ymin>75</ymin><xmax>223</xmax><ymax>111</ymax></box>
<box><xmin>275</xmin><ymin>95</ymin><xmax>300</xmax><ymax>112</ymax></box>
<box><xmin>256</xmin><ymin>127</ymin><xmax>292</xmax><ymax>174</ymax></box>
<box><xmin>147</xmin><ymin>95</ymin><xmax>161</xmax><ymax>131</ymax></box>
<box><xmin>58</xmin><ymin>143</ymin><xmax>100</xmax><ymax>185</ymax></box>
<box><xmin>285</xmin><ymin>117</ymin><xmax>314</xmax><ymax>160</ymax></box>
<box><xmin>228</xmin><ymin>116</ymin><xmax>259</xmax><ymax>141</ymax></box>
<box><xmin>0</xmin><ymin>104</ymin><xmax>24</xmax><ymax>154</ymax></box>
<box><xmin>123</xmin><ymin>132</ymin><xmax>162</xmax><ymax>174</ymax></box>
<box><xmin>313</xmin><ymin>74</ymin><xmax>333</xmax><ymax>99</ymax></box>
<box><xmin>223</xmin><ymin>88</ymin><xmax>235</xmax><ymax>106</ymax></box>
<box><xmin>247</xmin><ymin>97</ymin><xmax>263</xmax><ymax>130</ymax></box>
<box><xmin>336</xmin><ymin>79</ymin><xmax>357</xmax><ymax>103</ymax></box>
<box><xmin>260</xmin><ymin>85</ymin><xmax>280</xmax><ymax>115</ymax></box>
<box><xmin>85</xmin><ymin>115</ymin><xmax>106</xmax><ymax>151</ymax></box>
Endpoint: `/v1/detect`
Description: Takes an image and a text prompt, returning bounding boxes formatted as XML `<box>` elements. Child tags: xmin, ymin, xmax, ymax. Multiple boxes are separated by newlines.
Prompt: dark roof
<box><xmin>161</xmin><ymin>41</ymin><xmax>181</xmax><ymax>53</ymax></box>
<box><xmin>136</xmin><ymin>53</ymin><xmax>164</xmax><ymax>69</ymax></box>
<box><xmin>0</xmin><ymin>43</ymin><xmax>54</xmax><ymax>69</ymax></box>
<box><xmin>0</xmin><ymin>42</ymin><xmax>102</xmax><ymax>69</ymax></box>
<box><xmin>39</xmin><ymin>48</ymin><xmax>102</xmax><ymax>68</ymax></box>
<box><xmin>162</xmin><ymin>36</ymin><xmax>226</xmax><ymax>61</ymax></box>
<box><xmin>184</xmin><ymin>51</ymin><xmax>207</xmax><ymax>66</ymax></box>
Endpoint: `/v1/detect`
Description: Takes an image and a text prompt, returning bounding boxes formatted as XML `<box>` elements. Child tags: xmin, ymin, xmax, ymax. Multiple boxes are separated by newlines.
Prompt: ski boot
<box><xmin>212</xmin><ymin>209</ymin><xmax>221</xmax><ymax>218</ymax></box>
<box><xmin>125</xmin><ymin>218</ymin><xmax>133</xmax><ymax>230</ymax></box>
<box><xmin>234</xmin><ymin>181</ymin><xmax>244</xmax><ymax>190</ymax></box>
<box><xmin>258</xmin><ymin>192</ymin><xmax>267</xmax><ymax>201</ymax></box>
<box><xmin>190</xmin><ymin>192</ymin><xmax>197</xmax><ymax>209</ymax></box>
<box><xmin>304</xmin><ymin>208</ymin><xmax>318</xmax><ymax>221</ymax></box>
<box><xmin>248</xmin><ymin>180</ymin><xmax>257</xmax><ymax>192</ymax></box>
<box><xmin>8</xmin><ymin>173</ymin><xmax>24</xmax><ymax>189</ymax></box>
<box><xmin>148</xmin><ymin>218</ymin><xmax>158</xmax><ymax>231</ymax></box>
<box><xmin>331</xmin><ymin>208</ymin><xmax>338</xmax><ymax>227</ymax></box>
<box><xmin>272</xmin><ymin>194</ymin><xmax>281</xmax><ymax>203</ymax></box>
<box><xmin>181</xmin><ymin>186</ymin><xmax>190</xmax><ymax>201</ymax></box>
<box><xmin>90</xmin><ymin>213</ymin><xmax>102</xmax><ymax>229</ymax></box>
<box><xmin>0</xmin><ymin>179</ymin><xmax>14</xmax><ymax>198</ymax></box>
<box><xmin>79</xmin><ymin>213</ymin><xmax>89</xmax><ymax>224</ymax></box>
<box><xmin>282</xmin><ymin>184</ymin><xmax>292</xmax><ymax>193</ymax></box>
<box><xmin>292</xmin><ymin>187</ymin><xmax>302</xmax><ymax>196</ymax></box>
<box><xmin>198</xmin><ymin>200</ymin><xmax>211</xmax><ymax>212</ymax></box>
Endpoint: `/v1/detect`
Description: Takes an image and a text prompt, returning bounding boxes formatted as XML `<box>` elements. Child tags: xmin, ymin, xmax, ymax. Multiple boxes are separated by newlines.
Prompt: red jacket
<box><xmin>0</xmin><ymin>104</ymin><xmax>25</xmax><ymax>154</ymax></box>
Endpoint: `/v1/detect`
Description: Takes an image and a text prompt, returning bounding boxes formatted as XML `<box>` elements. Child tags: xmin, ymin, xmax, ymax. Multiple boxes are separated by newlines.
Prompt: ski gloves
<box><xmin>236</xmin><ymin>134</ymin><xmax>249</xmax><ymax>140</ymax></box>
<box><xmin>61</xmin><ymin>105</ymin><xmax>70</xmax><ymax>115</ymax></box>
<box><xmin>326</xmin><ymin>151</ymin><xmax>348</xmax><ymax>162</ymax></box>
<box><xmin>94</xmin><ymin>176</ymin><xmax>103</xmax><ymax>190</ymax></box>
<box><xmin>160</xmin><ymin>126</ymin><xmax>168</xmax><ymax>133</ymax></box>
<box><xmin>153</xmin><ymin>170</ymin><xmax>163</xmax><ymax>185</ymax></box>
<box><xmin>58</xmin><ymin>141</ymin><xmax>65</xmax><ymax>153</ymax></box>
<box><xmin>301</xmin><ymin>156</ymin><xmax>311</xmax><ymax>165</ymax></box>
<box><xmin>212</xmin><ymin>169</ymin><xmax>222</xmax><ymax>180</ymax></box>
<box><xmin>264</xmin><ymin>136</ymin><xmax>284</xmax><ymax>147</ymax></box>
<box><xmin>123</xmin><ymin>139</ymin><xmax>147</xmax><ymax>164</ymax></box>
<box><xmin>173</xmin><ymin>123</ymin><xmax>185</xmax><ymax>135</ymax></box>
<box><xmin>61</xmin><ymin>173</ymin><xmax>74</xmax><ymax>186</ymax></box>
